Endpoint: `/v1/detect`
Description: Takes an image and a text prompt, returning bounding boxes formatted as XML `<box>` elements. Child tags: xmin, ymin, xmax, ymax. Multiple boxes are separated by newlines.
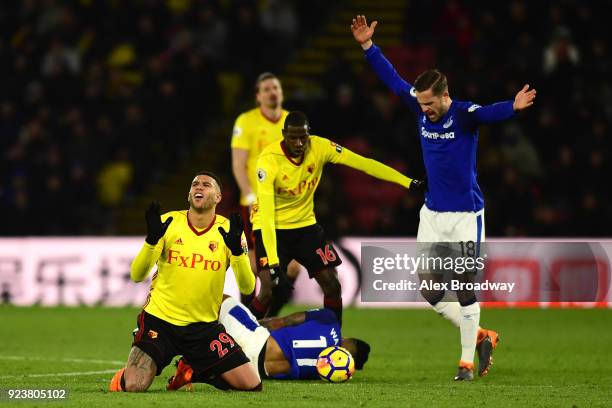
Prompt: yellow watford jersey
<box><xmin>130</xmin><ymin>211</ymin><xmax>255</xmax><ymax>326</ymax></box>
<box><xmin>231</xmin><ymin>108</ymin><xmax>289</xmax><ymax>205</ymax></box>
<box><xmin>252</xmin><ymin>136</ymin><xmax>414</xmax><ymax>266</ymax></box>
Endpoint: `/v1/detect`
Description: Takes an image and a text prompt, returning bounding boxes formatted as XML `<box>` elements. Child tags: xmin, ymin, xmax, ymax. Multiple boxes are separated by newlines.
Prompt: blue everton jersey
<box><xmin>270</xmin><ymin>308</ymin><xmax>341</xmax><ymax>380</ymax></box>
<box><xmin>365</xmin><ymin>44</ymin><xmax>516</xmax><ymax>212</ymax></box>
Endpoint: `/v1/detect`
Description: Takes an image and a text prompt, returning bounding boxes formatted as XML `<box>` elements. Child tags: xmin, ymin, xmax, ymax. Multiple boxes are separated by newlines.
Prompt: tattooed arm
<box><xmin>123</xmin><ymin>346</ymin><xmax>157</xmax><ymax>392</ymax></box>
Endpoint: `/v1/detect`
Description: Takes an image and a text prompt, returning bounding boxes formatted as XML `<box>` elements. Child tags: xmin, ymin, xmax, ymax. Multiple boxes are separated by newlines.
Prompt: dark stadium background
<box><xmin>1</xmin><ymin>0</ymin><xmax>610</xmax><ymax>238</ymax></box>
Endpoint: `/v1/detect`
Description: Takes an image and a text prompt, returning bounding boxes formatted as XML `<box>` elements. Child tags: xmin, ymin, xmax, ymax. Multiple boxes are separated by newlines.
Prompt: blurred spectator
<box><xmin>97</xmin><ymin>148</ymin><xmax>133</xmax><ymax>208</ymax></box>
<box><xmin>543</xmin><ymin>26</ymin><xmax>580</xmax><ymax>75</ymax></box>
<box><xmin>41</xmin><ymin>38</ymin><xmax>80</xmax><ymax>76</ymax></box>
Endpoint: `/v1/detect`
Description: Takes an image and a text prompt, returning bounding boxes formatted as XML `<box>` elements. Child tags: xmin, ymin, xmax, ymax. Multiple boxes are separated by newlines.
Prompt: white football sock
<box><xmin>432</xmin><ymin>301</ymin><xmax>461</xmax><ymax>328</ymax></box>
<box><xmin>459</xmin><ymin>302</ymin><xmax>480</xmax><ymax>364</ymax></box>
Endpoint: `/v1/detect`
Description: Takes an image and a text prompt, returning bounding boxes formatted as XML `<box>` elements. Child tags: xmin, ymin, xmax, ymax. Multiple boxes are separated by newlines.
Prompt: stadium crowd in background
<box><xmin>1</xmin><ymin>0</ymin><xmax>610</xmax><ymax>237</ymax></box>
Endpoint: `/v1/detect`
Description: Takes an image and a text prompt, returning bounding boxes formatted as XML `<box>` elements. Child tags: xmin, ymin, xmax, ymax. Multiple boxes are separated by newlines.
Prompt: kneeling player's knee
<box><xmin>124</xmin><ymin>374</ymin><xmax>151</xmax><ymax>392</ymax></box>
<box><xmin>247</xmin><ymin>382</ymin><xmax>263</xmax><ymax>392</ymax></box>
<box><xmin>231</xmin><ymin>378</ymin><xmax>262</xmax><ymax>391</ymax></box>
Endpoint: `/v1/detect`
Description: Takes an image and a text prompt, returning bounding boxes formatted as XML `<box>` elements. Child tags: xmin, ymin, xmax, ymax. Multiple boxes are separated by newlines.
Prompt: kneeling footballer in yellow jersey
<box><xmin>249</xmin><ymin>111</ymin><xmax>425</xmax><ymax>324</ymax></box>
<box><xmin>110</xmin><ymin>171</ymin><xmax>262</xmax><ymax>393</ymax></box>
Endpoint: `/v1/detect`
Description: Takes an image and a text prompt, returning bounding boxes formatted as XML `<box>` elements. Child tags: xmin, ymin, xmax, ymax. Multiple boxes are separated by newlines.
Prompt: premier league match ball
<box><xmin>316</xmin><ymin>346</ymin><xmax>355</xmax><ymax>383</ymax></box>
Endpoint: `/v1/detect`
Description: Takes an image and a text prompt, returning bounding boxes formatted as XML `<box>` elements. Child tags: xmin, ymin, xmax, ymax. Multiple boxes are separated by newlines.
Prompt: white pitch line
<box><xmin>0</xmin><ymin>355</ymin><xmax>124</xmax><ymax>365</ymax></box>
<box><xmin>0</xmin><ymin>369</ymin><xmax>118</xmax><ymax>379</ymax></box>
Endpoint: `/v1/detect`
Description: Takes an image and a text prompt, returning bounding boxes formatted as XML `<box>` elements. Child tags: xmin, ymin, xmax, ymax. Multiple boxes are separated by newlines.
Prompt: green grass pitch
<box><xmin>1</xmin><ymin>306</ymin><xmax>611</xmax><ymax>407</ymax></box>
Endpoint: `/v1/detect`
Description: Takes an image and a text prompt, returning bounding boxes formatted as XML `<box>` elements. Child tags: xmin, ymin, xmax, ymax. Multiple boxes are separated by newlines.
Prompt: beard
<box><xmin>188</xmin><ymin>195</ymin><xmax>216</xmax><ymax>212</ymax></box>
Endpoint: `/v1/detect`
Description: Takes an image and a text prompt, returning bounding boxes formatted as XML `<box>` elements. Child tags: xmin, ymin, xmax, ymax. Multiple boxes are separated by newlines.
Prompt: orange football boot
<box><xmin>454</xmin><ymin>360</ymin><xmax>474</xmax><ymax>381</ymax></box>
<box><xmin>167</xmin><ymin>358</ymin><xmax>194</xmax><ymax>391</ymax></box>
<box><xmin>109</xmin><ymin>367</ymin><xmax>125</xmax><ymax>392</ymax></box>
<box><xmin>476</xmin><ymin>328</ymin><xmax>500</xmax><ymax>377</ymax></box>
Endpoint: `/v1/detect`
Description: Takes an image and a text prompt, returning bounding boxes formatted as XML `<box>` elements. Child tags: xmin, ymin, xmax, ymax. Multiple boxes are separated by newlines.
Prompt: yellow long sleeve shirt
<box><xmin>130</xmin><ymin>211</ymin><xmax>255</xmax><ymax>326</ymax></box>
<box><xmin>251</xmin><ymin>136</ymin><xmax>413</xmax><ymax>266</ymax></box>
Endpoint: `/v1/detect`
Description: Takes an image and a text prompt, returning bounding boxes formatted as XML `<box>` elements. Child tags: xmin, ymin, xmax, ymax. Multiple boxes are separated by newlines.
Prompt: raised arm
<box><xmin>468</xmin><ymin>85</ymin><xmax>537</xmax><ymax>125</ymax></box>
<box><xmin>351</xmin><ymin>14</ymin><xmax>407</xmax><ymax>95</ymax></box>
<box><xmin>350</xmin><ymin>14</ymin><xmax>378</xmax><ymax>51</ymax></box>
<box><xmin>218</xmin><ymin>213</ymin><xmax>256</xmax><ymax>295</ymax></box>
<box><xmin>130</xmin><ymin>202</ymin><xmax>171</xmax><ymax>282</ymax></box>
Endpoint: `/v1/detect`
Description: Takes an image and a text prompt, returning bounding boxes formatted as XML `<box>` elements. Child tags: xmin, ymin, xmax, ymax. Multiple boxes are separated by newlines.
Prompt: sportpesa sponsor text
<box><xmin>421</xmin><ymin>127</ymin><xmax>455</xmax><ymax>140</ymax></box>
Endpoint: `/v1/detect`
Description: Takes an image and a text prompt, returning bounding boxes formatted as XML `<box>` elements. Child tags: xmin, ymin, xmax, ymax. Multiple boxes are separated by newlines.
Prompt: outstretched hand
<box><xmin>513</xmin><ymin>84</ymin><xmax>537</xmax><ymax>111</ymax></box>
<box><xmin>351</xmin><ymin>15</ymin><xmax>378</xmax><ymax>49</ymax></box>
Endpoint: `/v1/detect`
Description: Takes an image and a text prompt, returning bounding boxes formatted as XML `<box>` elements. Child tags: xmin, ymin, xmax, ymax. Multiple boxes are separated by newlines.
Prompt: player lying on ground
<box><xmin>352</xmin><ymin>15</ymin><xmax>535</xmax><ymax>380</ymax></box>
<box><xmin>166</xmin><ymin>295</ymin><xmax>371</xmax><ymax>389</ymax></box>
<box><xmin>109</xmin><ymin>172</ymin><xmax>261</xmax><ymax>392</ymax></box>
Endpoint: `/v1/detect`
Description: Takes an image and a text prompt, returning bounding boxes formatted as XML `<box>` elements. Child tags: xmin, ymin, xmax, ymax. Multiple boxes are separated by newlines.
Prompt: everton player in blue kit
<box><xmin>351</xmin><ymin>15</ymin><xmax>536</xmax><ymax>381</ymax></box>
<box><xmin>167</xmin><ymin>296</ymin><xmax>370</xmax><ymax>387</ymax></box>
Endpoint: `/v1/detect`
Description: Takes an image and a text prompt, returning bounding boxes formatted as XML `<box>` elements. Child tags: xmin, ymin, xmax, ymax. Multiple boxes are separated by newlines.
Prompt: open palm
<box><xmin>351</xmin><ymin>15</ymin><xmax>378</xmax><ymax>44</ymax></box>
<box><xmin>513</xmin><ymin>84</ymin><xmax>537</xmax><ymax>111</ymax></box>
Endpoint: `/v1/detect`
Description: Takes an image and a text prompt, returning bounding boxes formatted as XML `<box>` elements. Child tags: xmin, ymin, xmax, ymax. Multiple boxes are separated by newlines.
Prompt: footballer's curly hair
<box><xmin>352</xmin><ymin>339</ymin><xmax>371</xmax><ymax>370</ymax></box>
<box><xmin>340</xmin><ymin>338</ymin><xmax>371</xmax><ymax>370</ymax></box>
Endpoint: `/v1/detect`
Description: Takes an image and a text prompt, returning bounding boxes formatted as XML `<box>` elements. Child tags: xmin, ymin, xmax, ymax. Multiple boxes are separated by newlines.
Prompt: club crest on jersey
<box><xmin>257</xmin><ymin>168</ymin><xmax>266</xmax><ymax>182</ymax></box>
<box><xmin>148</xmin><ymin>330</ymin><xmax>158</xmax><ymax>339</ymax></box>
<box><xmin>209</xmin><ymin>241</ymin><xmax>218</xmax><ymax>252</ymax></box>
<box><xmin>307</xmin><ymin>163</ymin><xmax>315</xmax><ymax>174</ymax></box>
<box><xmin>443</xmin><ymin>117</ymin><xmax>453</xmax><ymax>128</ymax></box>
<box><xmin>259</xmin><ymin>257</ymin><xmax>269</xmax><ymax>267</ymax></box>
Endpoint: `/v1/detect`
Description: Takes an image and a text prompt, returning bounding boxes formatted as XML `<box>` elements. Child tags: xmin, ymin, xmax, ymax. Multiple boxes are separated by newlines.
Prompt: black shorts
<box><xmin>132</xmin><ymin>311</ymin><xmax>249</xmax><ymax>376</ymax></box>
<box><xmin>253</xmin><ymin>224</ymin><xmax>342</xmax><ymax>278</ymax></box>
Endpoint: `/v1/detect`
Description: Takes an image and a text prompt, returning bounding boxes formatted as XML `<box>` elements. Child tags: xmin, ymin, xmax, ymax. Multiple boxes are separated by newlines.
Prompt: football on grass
<box><xmin>316</xmin><ymin>346</ymin><xmax>355</xmax><ymax>383</ymax></box>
